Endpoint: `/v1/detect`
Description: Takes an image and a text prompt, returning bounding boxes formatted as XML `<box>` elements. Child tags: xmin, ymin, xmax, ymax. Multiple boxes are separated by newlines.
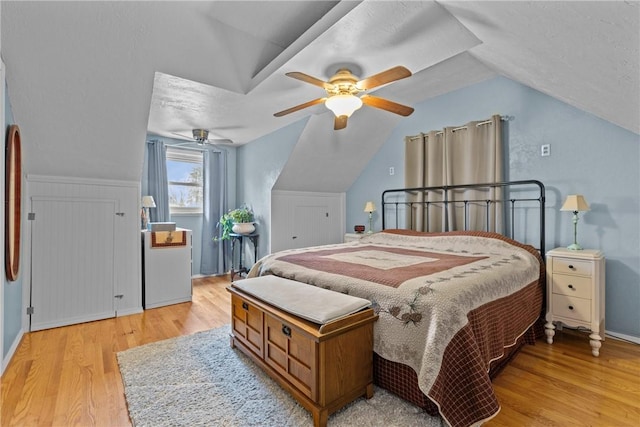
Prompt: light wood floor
<box><xmin>2</xmin><ymin>275</ymin><xmax>639</xmax><ymax>426</ymax></box>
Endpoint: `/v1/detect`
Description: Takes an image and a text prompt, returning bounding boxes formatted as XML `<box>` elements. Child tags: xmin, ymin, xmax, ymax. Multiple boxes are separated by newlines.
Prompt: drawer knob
<box><xmin>242</xmin><ymin>302</ymin><xmax>249</xmax><ymax>310</ymax></box>
<box><xmin>281</xmin><ymin>324</ymin><xmax>292</xmax><ymax>338</ymax></box>
<box><xmin>568</xmin><ymin>264</ymin><xmax>574</xmax><ymax>269</ymax></box>
<box><xmin>568</xmin><ymin>284</ymin><xmax>574</xmax><ymax>289</ymax></box>
<box><xmin>568</xmin><ymin>305</ymin><xmax>574</xmax><ymax>310</ymax></box>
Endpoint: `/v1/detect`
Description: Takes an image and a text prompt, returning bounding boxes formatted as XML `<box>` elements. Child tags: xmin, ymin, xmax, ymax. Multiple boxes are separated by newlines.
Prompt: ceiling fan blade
<box><xmin>334</xmin><ymin>115</ymin><xmax>348</xmax><ymax>130</ymax></box>
<box><xmin>274</xmin><ymin>98</ymin><xmax>326</xmax><ymax>117</ymax></box>
<box><xmin>285</xmin><ymin>72</ymin><xmax>334</xmax><ymax>90</ymax></box>
<box><xmin>356</xmin><ymin>66</ymin><xmax>412</xmax><ymax>90</ymax></box>
<box><xmin>361</xmin><ymin>95</ymin><xmax>414</xmax><ymax>116</ymax></box>
<box><xmin>170</xmin><ymin>131</ymin><xmax>193</xmax><ymax>140</ymax></box>
<box><xmin>207</xmin><ymin>139</ymin><xmax>234</xmax><ymax>145</ymax></box>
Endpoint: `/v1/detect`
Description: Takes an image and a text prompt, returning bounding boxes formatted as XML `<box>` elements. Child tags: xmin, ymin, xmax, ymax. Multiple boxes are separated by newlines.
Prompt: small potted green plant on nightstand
<box><xmin>214</xmin><ymin>206</ymin><xmax>255</xmax><ymax>241</ymax></box>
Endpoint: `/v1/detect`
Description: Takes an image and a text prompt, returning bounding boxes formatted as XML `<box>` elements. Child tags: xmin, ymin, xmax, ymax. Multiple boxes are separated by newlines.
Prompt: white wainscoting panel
<box><xmin>26</xmin><ymin>176</ymin><xmax>141</xmax><ymax>331</ymax></box>
<box><xmin>271</xmin><ymin>190</ymin><xmax>345</xmax><ymax>253</ymax></box>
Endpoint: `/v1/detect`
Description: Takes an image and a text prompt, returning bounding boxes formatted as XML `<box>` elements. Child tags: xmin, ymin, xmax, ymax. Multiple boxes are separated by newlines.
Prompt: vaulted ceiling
<box><xmin>1</xmin><ymin>1</ymin><xmax>638</xmax><ymax>190</ymax></box>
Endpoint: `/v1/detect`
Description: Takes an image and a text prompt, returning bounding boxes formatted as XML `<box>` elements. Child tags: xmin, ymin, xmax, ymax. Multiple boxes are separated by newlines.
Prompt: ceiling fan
<box><xmin>274</xmin><ymin>65</ymin><xmax>414</xmax><ymax>130</ymax></box>
<box><xmin>170</xmin><ymin>129</ymin><xmax>234</xmax><ymax>146</ymax></box>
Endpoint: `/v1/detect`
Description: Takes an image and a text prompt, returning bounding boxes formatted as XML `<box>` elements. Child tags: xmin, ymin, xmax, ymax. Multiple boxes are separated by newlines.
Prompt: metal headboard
<box><xmin>381</xmin><ymin>180</ymin><xmax>546</xmax><ymax>258</ymax></box>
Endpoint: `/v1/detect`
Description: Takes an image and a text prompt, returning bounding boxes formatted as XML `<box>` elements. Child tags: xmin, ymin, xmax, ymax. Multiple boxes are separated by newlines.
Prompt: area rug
<box><xmin>117</xmin><ymin>325</ymin><xmax>444</xmax><ymax>427</ymax></box>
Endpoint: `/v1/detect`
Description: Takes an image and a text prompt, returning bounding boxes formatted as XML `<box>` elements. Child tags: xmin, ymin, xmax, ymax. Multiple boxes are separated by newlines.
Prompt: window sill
<box><xmin>170</xmin><ymin>212</ymin><xmax>202</xmax><ymax>217</ymax></box>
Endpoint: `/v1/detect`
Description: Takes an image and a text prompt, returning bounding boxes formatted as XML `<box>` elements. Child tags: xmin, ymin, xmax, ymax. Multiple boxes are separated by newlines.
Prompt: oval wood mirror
<box><xmin>5</xmin><ymin>124</ymin><xmax>22</xmax><ymax>281</ymax></box>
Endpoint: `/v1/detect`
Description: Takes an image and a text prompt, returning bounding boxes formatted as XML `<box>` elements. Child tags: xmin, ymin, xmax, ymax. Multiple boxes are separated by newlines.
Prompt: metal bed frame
<box><xmin>381</xmin><ymin>180</ymin><xmax>546</xmax><ymax>258</ymax></box>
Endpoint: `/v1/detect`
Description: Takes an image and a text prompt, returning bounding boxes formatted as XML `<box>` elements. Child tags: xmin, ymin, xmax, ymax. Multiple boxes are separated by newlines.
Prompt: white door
<box><xmin>292</xmin><ymin>204</ymin><xmax>333</xmax><ymax>249</ymax></box>
<box><xmin>30</xmin><ymin>197</ymin><xmax>117</xmax><ymax>331</ymax></box>
<box><xmin>272</xmin><ymin>191</ymin><xmax>345</xmax><ymax>252</ymax></box>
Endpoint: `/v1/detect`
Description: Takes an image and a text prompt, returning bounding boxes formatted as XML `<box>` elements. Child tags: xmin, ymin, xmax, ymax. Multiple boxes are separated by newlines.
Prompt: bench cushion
<box><xmin>232</xmin><ymin>275</ymin><xmax>371</xmax><ymax>325</ymax></box>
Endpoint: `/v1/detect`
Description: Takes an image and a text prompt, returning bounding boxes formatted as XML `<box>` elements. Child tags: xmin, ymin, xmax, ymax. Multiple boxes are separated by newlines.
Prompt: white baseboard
<box><xmin>116</xmin><ymin>307</ymin><xmax>144</xmax><ymax>317</ymax></box>
<box><xmin>192</xmin><ymin>273</ymin><xmax>226</xmax><ymax>279</ymax></box>
<box><xmin>606</xmin><ymin>330</ymin><xmax>640</xmax><ymax>345</ymax></box>
<box><xmin>1</xmin><ymin>327</ymin><xmax>25</xmax><ymax>375</ymax></box>
<box><xmin>553</xmin><ymin>325</ymin><xmax>639</xmax><ymax>345</ymax></box>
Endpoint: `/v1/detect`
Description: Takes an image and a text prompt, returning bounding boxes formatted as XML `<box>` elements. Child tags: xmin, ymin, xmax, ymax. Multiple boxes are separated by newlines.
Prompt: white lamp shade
<box><xmin>325</xmin><ymin>95</ymin><xmax>363</xmax><ymax>118</ymax></box>
<box><xmin>561</xmin><ymin>195</ymin><xmax>590</xmax><ymax>212</ymax></box>
<box><xmin>364</xmin><ymin>201</ymin><xmax>376</xmax><ymax>213</ymax></box>
<box><xmin>141</xmin><ymin>195</ymin><xmax>156</xmax><ymax>208</ymax></box>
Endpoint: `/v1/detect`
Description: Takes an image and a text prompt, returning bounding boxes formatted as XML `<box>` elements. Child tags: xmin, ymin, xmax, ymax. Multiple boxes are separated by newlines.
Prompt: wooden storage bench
<box><xmin>227</xmin><ymin>275</ymin><xmax>378</xmax><ymax>427</ymax></box>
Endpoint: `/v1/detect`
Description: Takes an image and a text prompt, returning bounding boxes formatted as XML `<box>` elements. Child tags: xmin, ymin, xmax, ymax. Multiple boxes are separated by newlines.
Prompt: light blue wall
<box><xmin>3</xmin><ymin>82</ymin><xmax>24</xmax><ymax>358</ymax></box>
<box><xmin>236</xmin><ymin>118</ymin><xmax>309</xmax><ymax>258</ymax></box>
<box><xmin>347</xmin><ymin>76</ymin><xmax>640</xmax><ymax>338</ymax></box>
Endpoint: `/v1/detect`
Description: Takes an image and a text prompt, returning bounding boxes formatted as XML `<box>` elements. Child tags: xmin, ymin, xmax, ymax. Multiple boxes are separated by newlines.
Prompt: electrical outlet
<box><xmin>389</xmin><ymin>167</ymin><xmax>395</xmax><ymax>176</ymax></box>
<box><xmin>541</xmin><ymin>144</ymin><xmax>551</xmax><ymax>157</ymax></box>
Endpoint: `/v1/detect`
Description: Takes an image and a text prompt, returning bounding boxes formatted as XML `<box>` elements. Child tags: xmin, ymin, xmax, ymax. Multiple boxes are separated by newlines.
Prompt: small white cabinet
<box><xmin>545</xmin><ymin>248</ymin><xmax>605</xmax><ymax>356</ymax></box>
<box><xmin>142</xmin><ymin>228</ymin><xmax>192</xmax><ymax>309</ymax></box>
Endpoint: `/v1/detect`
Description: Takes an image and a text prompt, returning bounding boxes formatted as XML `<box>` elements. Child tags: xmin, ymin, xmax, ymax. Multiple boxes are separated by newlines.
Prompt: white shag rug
<box><xmin>117</xmin><ymin>325</ymin><xmax>444</xmax><ymax>427</ymax></box>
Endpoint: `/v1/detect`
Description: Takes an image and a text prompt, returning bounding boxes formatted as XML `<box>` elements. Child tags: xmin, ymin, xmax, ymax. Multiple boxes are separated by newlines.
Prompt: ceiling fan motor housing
<box><xmin>192</xmin><ymin>128</ymin><xmax>209</xmax><ymax>142</ymax></box>
<box><xmin>327</xmin><ymin>69</ymin><xmax>361</xmax><ymax>96</ymax></box>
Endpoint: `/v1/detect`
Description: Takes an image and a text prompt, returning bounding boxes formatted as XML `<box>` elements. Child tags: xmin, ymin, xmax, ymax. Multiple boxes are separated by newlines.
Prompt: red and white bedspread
<box><xmin>249</xmin><ymin>230</ymin><xmax>544</xmax><ymax>427</ymax></box>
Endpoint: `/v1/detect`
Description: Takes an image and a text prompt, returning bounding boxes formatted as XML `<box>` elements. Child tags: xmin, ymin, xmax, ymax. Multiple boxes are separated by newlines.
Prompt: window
<box><xmin>166</xmin><ymin>147</ymin><xmax>203</xmax><ymax>214</ymax></box>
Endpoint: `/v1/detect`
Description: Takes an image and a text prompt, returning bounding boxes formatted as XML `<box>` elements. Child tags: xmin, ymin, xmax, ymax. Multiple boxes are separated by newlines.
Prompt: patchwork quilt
<box><xmin>249</xmin><ymin>230</ymin><xmax>544</xmax><ymax>427</ymax></box>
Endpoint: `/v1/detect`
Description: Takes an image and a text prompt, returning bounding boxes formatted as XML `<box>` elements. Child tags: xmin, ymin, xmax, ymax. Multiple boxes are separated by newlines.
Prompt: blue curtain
<box><xmin>146</xmin><ymin>140</ymin><xmax>170</xmax><ymax>222</ymax></box>
<box><xmin>201</xmin><ymin>149</ymin><xmax>228</xmax><ymax>275</ymax></box>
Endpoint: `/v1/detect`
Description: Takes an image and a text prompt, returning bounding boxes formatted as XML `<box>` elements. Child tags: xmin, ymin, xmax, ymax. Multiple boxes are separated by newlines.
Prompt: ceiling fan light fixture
<box><xmin>325</xmin><ymin>94</ymin><xmax>363</xmax><ymax>118</ymax></box>
<box><xmin>275</xmin><ymin>66</ymin><xmax>413</xmax><ymax>129</ymax></box>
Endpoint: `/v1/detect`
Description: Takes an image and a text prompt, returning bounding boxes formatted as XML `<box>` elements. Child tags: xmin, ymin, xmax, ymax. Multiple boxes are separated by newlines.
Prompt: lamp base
<box><xmin>566</xmin><ymin>243</ymin><xmax>583</xmax><ymax>251</ymax></box>
<box><xmin>141</xmin><ymin>208</ymin><xmax>148</xmax><ymax>230</ymax></box>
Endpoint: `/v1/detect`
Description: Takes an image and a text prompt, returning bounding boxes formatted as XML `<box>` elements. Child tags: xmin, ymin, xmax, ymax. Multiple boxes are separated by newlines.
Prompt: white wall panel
<box><xmin>271</xmin><ymin>191</ymin><xmax>345</xmax><ymax>252</ymax></box>
<box><xmin>26</xmin><ymin>175</ymin><xmax>141</xmax><ymax>330</ymax></box>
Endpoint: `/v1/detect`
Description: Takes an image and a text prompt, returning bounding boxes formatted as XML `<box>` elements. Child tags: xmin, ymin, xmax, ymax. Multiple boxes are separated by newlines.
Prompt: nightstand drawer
<box><xmin>552</xmin><ymin>294</ymin><xmax>591</xmax><ymax>323</ymax></box>
<box><xmin>552</xmin><ymin>257</ymin><xmax>592</xmax><ymax>276</ymax></box>
<box><xmin>552</xmin><ymin>274</ymin><xmax>592</xmax><ymax>299</ymax></box>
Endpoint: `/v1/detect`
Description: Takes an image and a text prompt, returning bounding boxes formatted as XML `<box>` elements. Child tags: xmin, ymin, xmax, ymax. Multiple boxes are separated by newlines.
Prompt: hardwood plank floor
<box><xmin>2</xmin><ymin>275</ymin><xmax>639</xmax><ymax>426</ymax></box>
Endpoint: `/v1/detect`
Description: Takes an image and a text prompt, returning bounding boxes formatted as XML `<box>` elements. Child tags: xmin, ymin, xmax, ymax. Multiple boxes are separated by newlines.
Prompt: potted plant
<box><xmin>214</xmin><ymin>206</ymin><xmax>255</xmax><ymax>241</ymax></box>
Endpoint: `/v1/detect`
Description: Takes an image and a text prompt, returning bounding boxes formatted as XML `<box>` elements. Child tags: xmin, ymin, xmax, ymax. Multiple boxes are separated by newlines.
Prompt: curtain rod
<box><xmin>408</xmin><ymin>115</ymin><xmax>510</xmax><ymax>141</ymax></box>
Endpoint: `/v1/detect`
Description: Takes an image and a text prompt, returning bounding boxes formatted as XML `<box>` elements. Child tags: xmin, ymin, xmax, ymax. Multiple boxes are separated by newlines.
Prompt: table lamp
<box><xmin>141</xmin><ymin>195</ymin><xmax>156</xmax><ymax>230</ymax></box>
<box><xmin>560</xmin><ymin>194</ymin><xmax>590</xmax><ymax>250</ymax></box>
<box><xmin>364</xmin><ymin>201</ymin><xmax>376</xmax><ymax>234</ymax></box>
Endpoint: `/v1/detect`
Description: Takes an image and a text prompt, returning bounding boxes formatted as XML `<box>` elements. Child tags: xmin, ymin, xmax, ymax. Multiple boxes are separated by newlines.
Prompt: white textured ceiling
<box><xmin>1</xmin><ymin>1</ymin><xmax>638</xmax><ymax>190</ymax></box>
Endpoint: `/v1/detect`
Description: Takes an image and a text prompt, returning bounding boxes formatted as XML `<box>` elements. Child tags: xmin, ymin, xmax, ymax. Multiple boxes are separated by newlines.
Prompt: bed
<box><xmin>248</xmin><ymin>180</ymin><xmax>546</xmax><ymax>427</ymax></box>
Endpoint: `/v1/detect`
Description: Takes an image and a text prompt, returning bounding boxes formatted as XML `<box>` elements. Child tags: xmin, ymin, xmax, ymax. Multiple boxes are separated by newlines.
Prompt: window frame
<box><xmin>166</xmin><ymin>146</ymin><xmax>204</xmax><ymax>215</ymax></box>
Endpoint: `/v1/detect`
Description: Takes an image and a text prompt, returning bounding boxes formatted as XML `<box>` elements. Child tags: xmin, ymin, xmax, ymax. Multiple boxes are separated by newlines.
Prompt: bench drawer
<box><xmin>231</xmin><ymin>294</ymin><xmax>264</xmax><ymax>358</ymax></box>
<box><xmin>264</xmin><ymin>312</ymin><xmax>316</xmax><ymax>399</ymax></box>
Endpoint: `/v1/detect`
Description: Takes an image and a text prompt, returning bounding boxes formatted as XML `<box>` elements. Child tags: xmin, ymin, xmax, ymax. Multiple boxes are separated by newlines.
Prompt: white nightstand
<box><xmin>545</xmin><ymin>247</ymin><xmax>605</xmax><ymax>356</ymax></box>
<box><xmin>344</xmin><ymin>233</ymin><xmax>366</xmax><ymax>243</ymax></box>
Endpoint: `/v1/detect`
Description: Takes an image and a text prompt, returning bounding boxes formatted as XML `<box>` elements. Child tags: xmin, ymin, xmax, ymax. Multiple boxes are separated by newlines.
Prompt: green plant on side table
<box><xmin>214</xmin><ymin>206</ymin><xmax>255</xmax><ymax>241</ymax></box>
